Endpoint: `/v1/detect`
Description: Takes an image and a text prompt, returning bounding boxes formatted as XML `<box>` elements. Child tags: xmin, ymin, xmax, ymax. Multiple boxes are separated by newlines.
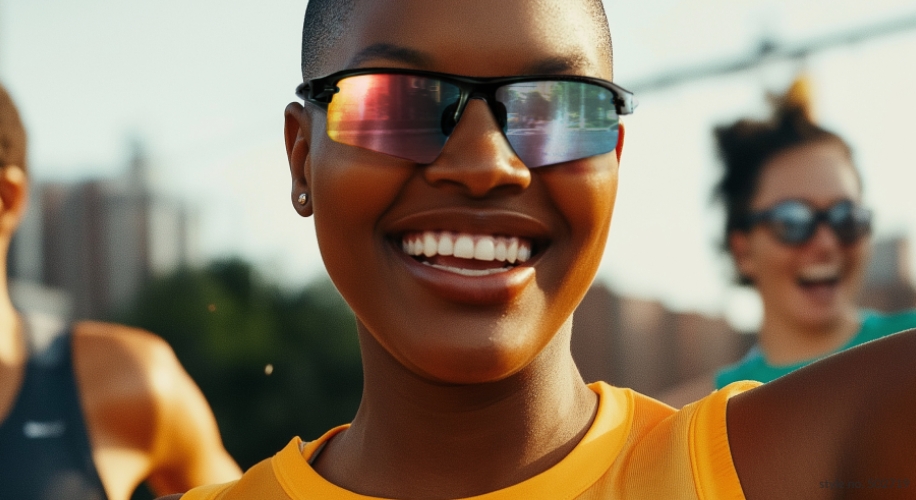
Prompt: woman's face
<box><xmin>286</xmin><ymin>0</ymin><xmax>621</xmax><ymax>384</ymax></box>
<box><xmin>731</xmin><ymin>141</ymin><xmax>869</xmax><ymax>330</ymax></box>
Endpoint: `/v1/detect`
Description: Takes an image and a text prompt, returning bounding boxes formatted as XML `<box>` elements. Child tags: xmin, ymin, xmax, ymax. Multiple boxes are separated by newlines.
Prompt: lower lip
<box><xmin>798</xmin><ymin>281</ymin><xmax>840</xmax><ymax>305</ymax></box>
<box><xmin>393</xmin><ymin>245</ymin><xmax>537</xmax><ymax>305</ymax></box>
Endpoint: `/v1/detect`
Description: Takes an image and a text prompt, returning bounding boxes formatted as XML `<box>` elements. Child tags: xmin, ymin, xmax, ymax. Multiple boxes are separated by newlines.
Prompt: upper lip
<box><xmin>386</xmin><ymin>208</ymin><xmax>551</xmax><ymax>240</ymax></box>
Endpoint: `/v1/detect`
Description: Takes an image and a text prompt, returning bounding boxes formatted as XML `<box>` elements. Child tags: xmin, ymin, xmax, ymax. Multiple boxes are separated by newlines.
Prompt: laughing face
<box><xmin>285</xmin><ymin>0</ymin><xmax>621</xmax><ymax>384</ymax></box>
<box><xmin>731</xmin><ymin>141</ymin><xmax>869</xmax><ymax>331</ymax></box>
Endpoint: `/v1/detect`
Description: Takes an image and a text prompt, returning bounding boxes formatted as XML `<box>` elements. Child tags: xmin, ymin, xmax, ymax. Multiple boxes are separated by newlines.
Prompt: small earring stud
<box><xmin>297</xmin><ymin>193</ymin><xmax>309</xmax><ymax>205</ymax></box>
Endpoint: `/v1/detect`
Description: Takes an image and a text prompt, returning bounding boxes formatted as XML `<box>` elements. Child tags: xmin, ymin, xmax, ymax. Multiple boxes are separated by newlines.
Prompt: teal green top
<box><xmin>715</xmin><ymin>309</ymin><xmax>916</xmax><ymax>388</ymax></box>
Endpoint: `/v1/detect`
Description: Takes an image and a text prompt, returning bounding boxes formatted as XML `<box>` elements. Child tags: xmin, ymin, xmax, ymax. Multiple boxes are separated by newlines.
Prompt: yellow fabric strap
<box><xmin>689</xmin><ymin>381</ymin><xmax>759</xmax><ymax>500</ymax></box>
<box><xmin>180</xmin><ymin>481</ymin><xmax>234</xmax><ymax>500</ymax></box>
<box><xmin>181</xmin><ymin>454</ymin><xmax>290</xmax><ymax>500</ymax></box>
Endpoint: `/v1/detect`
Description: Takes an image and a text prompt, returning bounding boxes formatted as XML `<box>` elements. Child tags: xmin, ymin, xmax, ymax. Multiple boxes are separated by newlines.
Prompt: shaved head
<box><xmin>300</xmin><ymin>0</ymin><xmax>613</xmax><ymax>80</ymax></box>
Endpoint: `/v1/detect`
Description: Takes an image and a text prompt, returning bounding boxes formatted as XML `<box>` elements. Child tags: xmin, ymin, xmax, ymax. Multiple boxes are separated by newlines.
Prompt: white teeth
<box><xmin>799</xmin><ymin>263</ymin><xmax>840</xmax><ymax>281</ymax></box>
<box><xmin>495</xmin><ymin>239</ymin><xmax>508</xmax><ymax>261</ymax></box>
<box><xmin>454</xmin><ymin>235</ymin><xmax>475</xmax><ymax>259</ymax></box>
<box><xmin>423</xmin><ymin>233</ymin><xmax>438</xmax><ymax>258</ymax></box>
<box><xmin>401</xmin><ymin>231</ymin><xmax>534</xmax><ymax>265</ymax></box>
<box><xmin>438</xmin><ymin>232</ymin><xmax>454</xmax><ymax>256</ymax></box>
<box><xmin>474</xmin><ymin>238</ymin><xmax>496</xmax><ymax>261</ymax></box>
<box><xmin>422</xmin><ymin>262</ymin><xmax>510</xmax><ymax>276</ymax></box>
<box><xmin>507</xmin><ymin>239</ymin><xmax>519</xmax><ymax>264</ymax></box>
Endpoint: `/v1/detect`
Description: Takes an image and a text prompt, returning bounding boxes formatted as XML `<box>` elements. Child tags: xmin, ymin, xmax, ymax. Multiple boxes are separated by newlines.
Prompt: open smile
<box><xmin>796</xmin><ymin>263</ymin><xmax>842</xmax><ymax>289</ymax></box>
<box><xmin>402</xmin><ymin>231</ymin><xmax>534</xmax><ymax>276</ymax></box>
<box><xmin>385</xmin><ymin>209</ymin><xmax>551</xmax><ymax>304</ymax></box>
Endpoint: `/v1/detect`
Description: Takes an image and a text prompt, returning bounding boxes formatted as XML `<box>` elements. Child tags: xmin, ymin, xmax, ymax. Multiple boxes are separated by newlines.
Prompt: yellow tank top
<box><xmin>183</xmin><ymin>381</ymin><xmax>756</xmax><ymax>499</ymax></box>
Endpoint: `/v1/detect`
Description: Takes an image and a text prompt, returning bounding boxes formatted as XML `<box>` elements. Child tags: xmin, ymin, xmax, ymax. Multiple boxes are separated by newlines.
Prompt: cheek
<box><xmin>843</xmin><ymin>241</ymin><xmax>870</xmax><ymax>275</ymax></box>
<box><xmin>748</xmin><ymin>236</ymin><xmax>794</xmax><ymax>283</ymax></box>
<box><xmin>541</xmin><ymin>157</ymin><xmax>619</xmax><ymax>280</ymax></box>
<box><xmin>309</xmin><ymin>144</ymin><xmax>413</xmax><ymax>282</ymax></box>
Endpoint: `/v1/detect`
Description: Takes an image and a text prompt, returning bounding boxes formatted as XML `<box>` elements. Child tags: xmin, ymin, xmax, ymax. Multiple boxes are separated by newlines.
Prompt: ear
<box><xmin>0</xmin><ymin>165</ymin><xmax>28</xmax><ymax>238</ymax></box>
<box><xmin>285</xmin><ymin>102</ymin><xmax>313</xmax><ymax>217</ymax></box>
<box><xmin>728</xmin><ymin>230</ymin><xmax>756</xmax><ymax>280</ymax></box>
<box><xmin>614</xmin><ymin>122</ymin><xmax>626</xmax><ymax>163</ymax></box>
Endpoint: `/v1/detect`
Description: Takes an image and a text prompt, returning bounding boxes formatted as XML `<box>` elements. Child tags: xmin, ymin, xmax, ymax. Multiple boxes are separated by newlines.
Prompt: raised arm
<box><xmin>74</xmin><ymin>322</ymin><xmax>241</xmax><ymax>499</ymax></box>
<box><xmin>728</xmin><ymin>328</ymin><xmax>916</xmax><ymax>499</ymax></box>
<box><xmin>141</xmin><ymin>332</ymin><xmax>242</xmax><ymax>494</ymax></box>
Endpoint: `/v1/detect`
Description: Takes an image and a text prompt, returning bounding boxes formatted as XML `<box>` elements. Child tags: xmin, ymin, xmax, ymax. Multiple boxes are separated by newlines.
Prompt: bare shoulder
<box><xmin>728</xmin><ymin>329</ymin><xmax>916</xmax><ymax>499</ymax></box>
<box><xmin>73</xmin><ymin>320</ymin><xmax>178</xmax><ymax>363</ymax></box>
<box><xmin>71</xmin><ymin>321</ymin><xmax>185</xmax><ymax>450</ymax></box>
<box><xmin>72</xmin><ymin>321</ymin><xmax>241</xmax><ymax>491</ymax></box>
<box><xmin>72</xmin><ymin>320</ymin><xmax>185</xmax><ymax>394</ymax></box>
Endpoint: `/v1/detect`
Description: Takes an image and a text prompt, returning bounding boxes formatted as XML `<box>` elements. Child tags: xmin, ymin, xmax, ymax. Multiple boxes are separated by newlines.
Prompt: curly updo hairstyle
<box><xmin>0</xmin><ymin>83</ymin><xmax>27</xmax><ymax>172</ymax></box>
<box><xmin>713</xmin><ymin>77</ymin><xmax>858</xmax><ymax>285</ymax></box>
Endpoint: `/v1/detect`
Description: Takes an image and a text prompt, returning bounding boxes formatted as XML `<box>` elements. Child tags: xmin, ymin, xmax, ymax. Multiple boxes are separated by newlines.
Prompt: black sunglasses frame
<box><xmin>296</xmin><ymin>67</ymin><xmax>637</xmax><ymax>118</ymax></box>
<box><xmin>742</xmin><ymin>200</ymin><xmax>872</xmax><ymax>246</ymax></box>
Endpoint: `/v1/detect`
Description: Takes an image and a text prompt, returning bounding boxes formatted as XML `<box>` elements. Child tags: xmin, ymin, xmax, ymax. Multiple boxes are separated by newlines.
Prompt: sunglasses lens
<box><xmin>828</xmin><ymin>202</ymin><xmax>872</xmax><ymax>244</ymax></box>
<box><xmin>497</xmin><ymin>81</ymin><xmax>619</xmax><ymax>168</ymax></box>
<box><xmin>769</xmin><ymin>201</ymin><xmax>815</xmax><ymax>245</ymax></box>
<box><xmin>326</xmin><ymin>74</ymin><xmax>461</xmax><ymax>163</ymax></box>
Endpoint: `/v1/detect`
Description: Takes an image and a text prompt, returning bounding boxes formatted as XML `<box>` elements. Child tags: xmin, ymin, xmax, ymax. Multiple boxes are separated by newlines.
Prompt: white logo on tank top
<box><xmin>23</xmin><ymin>420</ymin><xmax>66</xmax><ymax>439</ymax></box>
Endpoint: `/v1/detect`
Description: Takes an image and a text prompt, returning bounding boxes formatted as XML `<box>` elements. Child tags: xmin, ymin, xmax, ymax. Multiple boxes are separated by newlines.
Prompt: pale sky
<box><xmin>2</xmin><ymin>0</ymin><xmax>915</xmax><ymax>329</ymax></box>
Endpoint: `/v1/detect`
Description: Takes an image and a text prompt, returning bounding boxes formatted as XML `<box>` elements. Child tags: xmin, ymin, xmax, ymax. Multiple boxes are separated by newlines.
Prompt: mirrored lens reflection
<box><xmin>498</xmin><ymin>81</ymin><xmax>620</xmax><ymax>168</ymax></box>
<box><xmin>828</xmin><ymin>203</ymin><xmax>871</xmax><ymax>244</ymax></box>
<box><xmin>771</xmin><ymin>202</ymin><xmax>815</xmax><ymax>244</ymax></box>
<box><xmin>326</xmin><ymin>74</ymin><xmax>461</xmax><ymax>163</ymax></box>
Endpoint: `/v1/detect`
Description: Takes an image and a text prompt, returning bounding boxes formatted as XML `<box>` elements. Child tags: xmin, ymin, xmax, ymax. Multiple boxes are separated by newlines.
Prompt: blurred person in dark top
<box><xmin>0</xmin><ymin>82</ymin><xmax>241</xmax><ymax>500</ymax></box>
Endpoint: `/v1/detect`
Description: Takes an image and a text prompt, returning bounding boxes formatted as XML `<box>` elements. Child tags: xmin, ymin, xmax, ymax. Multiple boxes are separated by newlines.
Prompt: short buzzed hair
<box><xmin>300</xmin><ymin>0</ymin><xmax>613</xmax><ymax>81</ymax></box>
<box><xmin>0</xmin><ymin>83</ymin><xmax>27</xmax><ymax>172</ymax></box>
<box><xmin>301</xmin><ymin>0</ymin><xmax>358</xmax><ymax>80</ymax></box>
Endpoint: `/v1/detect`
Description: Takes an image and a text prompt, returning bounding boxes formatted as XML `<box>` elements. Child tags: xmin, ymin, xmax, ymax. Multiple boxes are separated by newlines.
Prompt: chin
<box><xmin>402</xmin><ymin>335</ymin><xmax>545</xmax><ymax>385</ymax></box>
<box><xmin>793</xmin><ymin>305</ymin><xmax>846</xmax><ymax>331</ymax></box>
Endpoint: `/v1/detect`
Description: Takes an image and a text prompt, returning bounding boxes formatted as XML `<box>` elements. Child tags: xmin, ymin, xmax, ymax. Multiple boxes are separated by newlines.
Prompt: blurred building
<box><xmin>8</xmin><ymin>144</ymin><xmax>197</xmax><ymax>319</ymax></box>
<box><xmin>573</xmin><ymin>236</ymin><xmax>916</xmax><ymax>406</ymax></box>
<box><xmin>571</xmin><ymin>283</ymin><xmax>754</xmax><ymax>399</ymax></box>
<box><xmin>859</xmin><ymin>237</ymin><xmax>916</xmax><ymax>312</ymax></box>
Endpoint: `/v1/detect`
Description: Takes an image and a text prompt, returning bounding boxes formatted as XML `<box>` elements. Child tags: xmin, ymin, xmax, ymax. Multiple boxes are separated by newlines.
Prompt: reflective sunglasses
<box><xmin>296</xmin><ymin>68</ymin><xmax>636</xmax><ymax>168</ymax></box>
<box><xmin>743</xmin><ymin>200</ymin><xmax>872</xmax><ymax>246</ymax></box>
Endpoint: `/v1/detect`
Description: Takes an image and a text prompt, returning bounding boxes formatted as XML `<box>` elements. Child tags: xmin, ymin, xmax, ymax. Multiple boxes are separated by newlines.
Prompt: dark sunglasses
<box><xmin>742</xmin><ymin>200</ymin><xmax>872</xmax><ymax>246</ymax></box>
<box><xmin>296</xmin><ymin>68</ymin><xmax>636</xmax><ymax>168</ymax></box>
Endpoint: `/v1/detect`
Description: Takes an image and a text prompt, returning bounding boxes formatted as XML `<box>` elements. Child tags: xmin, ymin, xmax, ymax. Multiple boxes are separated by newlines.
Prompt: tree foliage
<box><xmin>115</xmin><ymin>259</ymin><xmax>363</xmax><ymax>478</ymax></box>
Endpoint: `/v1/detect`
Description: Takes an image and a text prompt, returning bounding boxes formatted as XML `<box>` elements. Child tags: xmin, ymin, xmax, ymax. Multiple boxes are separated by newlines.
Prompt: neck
<box><xmin>315</xmin><ymin>319</ymin><xmax>598</xmax><ymax>499</ymax></box>
<box><xmin>757</xmin><ymin>307</ymin><xmax>860</xmax><ymax>365</ymax></box>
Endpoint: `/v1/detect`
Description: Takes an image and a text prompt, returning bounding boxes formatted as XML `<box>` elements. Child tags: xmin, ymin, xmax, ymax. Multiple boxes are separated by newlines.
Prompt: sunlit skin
<box><xmin>284</xmin><ymin>0</ymin><xmax>621</xmax><ymax>497</ymax></box>
<box><xmin>0</xmin><ymin>161</ymin><xmax>241</xmax><ymax>498</ymax></box>
<box><xmin>729</xmin><ymin>141</ymin><xmax>868</xmax><ymax>365</ymax></box>
<box><xmin>277</xmin><ymin>2</ymin><xmax>916</xmax><ymax>500</ymax></box>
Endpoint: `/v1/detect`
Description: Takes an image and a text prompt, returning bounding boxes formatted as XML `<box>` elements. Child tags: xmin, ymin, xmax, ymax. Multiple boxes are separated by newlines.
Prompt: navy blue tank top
<box><xmin>0</xmin><ymin>315</ymin><xmax>108</xmax><ymax>499</ymax></box>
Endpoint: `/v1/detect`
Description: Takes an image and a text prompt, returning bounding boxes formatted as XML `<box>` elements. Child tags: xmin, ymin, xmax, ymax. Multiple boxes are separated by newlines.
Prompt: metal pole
<box><xmin>628</xmin><ymin>11</ymin><xmax>916</xmax><ymax>93</ymax></box>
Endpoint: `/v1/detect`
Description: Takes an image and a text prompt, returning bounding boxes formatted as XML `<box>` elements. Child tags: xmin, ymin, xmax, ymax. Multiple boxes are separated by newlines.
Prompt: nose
<box><xmin>423</xmin><ymin>99</ymin><xmax>531</xmax><ymax>198</ymax></box>
<box><xmin>805</xmin><ymin>221</ymin><xmax>842</xmax><ymax>253</ymax></box>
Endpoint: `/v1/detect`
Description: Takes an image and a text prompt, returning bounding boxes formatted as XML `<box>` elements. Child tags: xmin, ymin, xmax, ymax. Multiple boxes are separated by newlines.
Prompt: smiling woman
<box><xmin>169</xmin><ymin>1</ymin><xmax>916</xmax><ymax>499</ymax></box>
<box><xmin>714</xmin><ymin>78</ymin><xmax>916</xmax><ymax>387</ymax></box>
